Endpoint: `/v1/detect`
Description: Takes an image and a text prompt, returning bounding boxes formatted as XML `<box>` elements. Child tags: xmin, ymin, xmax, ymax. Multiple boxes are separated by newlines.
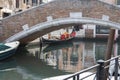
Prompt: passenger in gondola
<box><xmin>60</xmin><ymin>34</ymin><xmax>65</xmax><ymax>40</ymax></box>
<box><xmin>64</xmin><ymin>32</ymin><xmax>69</xmax><ymax>38</ymax></box>
<box><xmin>60</xmin><ymin>32</ymin><xmax>69</xmax><ymax>40</ymax></box>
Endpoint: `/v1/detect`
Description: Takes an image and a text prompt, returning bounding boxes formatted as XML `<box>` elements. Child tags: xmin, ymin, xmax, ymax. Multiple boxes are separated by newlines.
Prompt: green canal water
<box><xmin>0</xmin><ymin>40</ymin><xmax>120</xmax><ymax>80</ymax></box>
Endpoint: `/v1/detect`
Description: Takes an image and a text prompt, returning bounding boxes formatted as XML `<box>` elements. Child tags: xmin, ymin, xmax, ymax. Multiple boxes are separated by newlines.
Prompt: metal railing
<box><xmin>63</xmin><ymin>55</ymin><xmax>120</xmax><ymax>80</ymax></box>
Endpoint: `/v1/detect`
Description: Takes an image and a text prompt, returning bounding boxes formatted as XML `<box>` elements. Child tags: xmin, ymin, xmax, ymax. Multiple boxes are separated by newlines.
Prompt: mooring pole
<box><xmin>105</xmin><ymin>29</ymin><xmax>115</xmax><ymax>80</ymax></box>
<box><xmin>105</xmin><ymin>29</ymin><xmax>115</xmax><ymax>60</ymax></box>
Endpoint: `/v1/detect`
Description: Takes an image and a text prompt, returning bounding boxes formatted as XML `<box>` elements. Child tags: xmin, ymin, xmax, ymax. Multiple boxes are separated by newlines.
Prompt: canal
<box><xmin>0</xmin><ymin>40</ymin><xmax>120</xmax><ymax>80</ymax></box>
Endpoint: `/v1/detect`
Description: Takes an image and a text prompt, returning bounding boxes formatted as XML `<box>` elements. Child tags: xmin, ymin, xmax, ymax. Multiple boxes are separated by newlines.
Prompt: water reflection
<box><xmin>42</xmin><ymin>41</ymin><xmax>98</xmax><ymax>73</ymax></box>
<box><xmin>0</xmin><ymin>41</ymin><xmax>119</xmax><ymax>80</ymax></box>
<box><xmin>25</xmin><ymin>41</ymin><xmax>109</xmax><ymax>73</ymax></box>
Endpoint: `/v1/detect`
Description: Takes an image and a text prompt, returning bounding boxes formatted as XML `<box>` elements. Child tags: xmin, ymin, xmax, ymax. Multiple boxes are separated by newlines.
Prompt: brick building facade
<box><xmin>0</xmin><ymin>0</ymin><xmax>51</xmax><ymax>19</ymax></box>
<box><xmin>0</xmin><ymin>0</ymin><xmax>119</xmax><ymax>19</ymax></box>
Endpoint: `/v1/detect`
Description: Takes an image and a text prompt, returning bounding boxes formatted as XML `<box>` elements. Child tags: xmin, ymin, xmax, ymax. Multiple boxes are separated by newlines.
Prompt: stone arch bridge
<box><xmin>0</xmin><ymin>0</ymin><xmax>120</xmax><ymax>44</ymax></box>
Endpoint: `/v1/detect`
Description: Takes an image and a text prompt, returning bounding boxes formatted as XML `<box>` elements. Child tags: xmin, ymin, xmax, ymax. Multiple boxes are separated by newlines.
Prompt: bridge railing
<box><xmin>63</xmin><ymin>55</ymin><xmax>120</xmax><ymax>80</ymax></box>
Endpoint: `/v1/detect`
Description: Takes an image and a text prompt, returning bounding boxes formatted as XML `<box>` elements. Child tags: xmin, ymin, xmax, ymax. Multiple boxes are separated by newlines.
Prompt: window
<box><xmin>24</xmin><ymin>0</ymin><xmax>26</xmax><ymax>3</ymax></box>
<box><xmin>32</xmin><ymin>0</ymin><xmax>37</xmax><ymax>6</ymax></box>
<box><xmin>24</xmin><ymin>0</ymin><xmax>29</xmax><ymax>5</ymax></box>
<box><xmin>96</xmin><ymin>25</ymin><xmax>110</xmax><ymax>34</ymax></box>
<box><xmin>39</xmin><ymin>0</ymin><xmax>42</xmax><ymax>4</ymax></box>
<box><xmin>117</xmin><ymin>0</ymin><xmax>120</xmax><ymax>5</ymax></box>
<box><xmin>32</xmin><ymin>0</ymin><xmax>35</xmax><ymax>3</ymax></box>
<box><xmin>118</xmin><ymin>30</ymin><xmax>120</xmax><ymax>34</ymax></box>
<box><xmin>26</xmin><ymin>0</ymin><xmax>29</xmax><ymax>4</ymax></box>
<box><xmin>16</xmin><ymin>0</ymin><xmax>19</xmax><ymax>8</ymax></box>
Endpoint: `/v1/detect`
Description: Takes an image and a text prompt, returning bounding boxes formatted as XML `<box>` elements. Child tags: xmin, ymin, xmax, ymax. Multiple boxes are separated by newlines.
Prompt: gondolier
<box><xmin>70</xmin><ymin>29</ymin><xmax>76</xmax><ymax>37</ymax></box>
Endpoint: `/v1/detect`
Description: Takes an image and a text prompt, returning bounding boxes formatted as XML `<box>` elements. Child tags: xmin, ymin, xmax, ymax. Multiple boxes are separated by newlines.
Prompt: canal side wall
<box><xmin>0</xmin><ymin>0</ymin><xmax>120</xmax><ymax>43</ymax></box>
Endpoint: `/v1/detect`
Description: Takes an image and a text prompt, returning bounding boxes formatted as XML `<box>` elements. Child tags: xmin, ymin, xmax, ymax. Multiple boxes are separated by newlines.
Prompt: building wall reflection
<box><xmin>26</xmin><ymin>41</ymin><xmax>119</xmax><ymax>73</ymax></box>
<box><xmin>26</xmin><ymin>42</ymin><xmax>96</xmax><ymax>73</ymax></box>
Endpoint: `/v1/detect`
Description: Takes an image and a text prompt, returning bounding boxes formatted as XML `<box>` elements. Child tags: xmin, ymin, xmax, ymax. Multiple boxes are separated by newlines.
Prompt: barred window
<box><xmin>16</xmin><ymin>0</ymin><xmax>19</xmax><ymax>8</ymax></box>
<box><xmin>32</xmin><ymin>0</ymin><xmax>38</xmax><ymax>6</ymax></box>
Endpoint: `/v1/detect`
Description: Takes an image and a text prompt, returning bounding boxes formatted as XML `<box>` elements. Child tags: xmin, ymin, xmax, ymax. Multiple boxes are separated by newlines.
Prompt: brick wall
<box><xmin>85</xmin><ymin>29</ymin><xmax>93</xmax><ymax>38</ymax></box>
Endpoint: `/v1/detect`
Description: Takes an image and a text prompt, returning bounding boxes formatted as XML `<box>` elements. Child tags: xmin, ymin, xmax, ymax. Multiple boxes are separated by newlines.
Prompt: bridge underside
<box><xmin>18</xmin><ymin>25</ymin><xmax>71</xmax><ymax>44</ymax></box>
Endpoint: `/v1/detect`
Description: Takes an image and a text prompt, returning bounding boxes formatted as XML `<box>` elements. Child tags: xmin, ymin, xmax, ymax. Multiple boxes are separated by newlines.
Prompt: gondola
<box><xmin>41</xmin><ymin>37</ymin><xmax>74</xmax><ymax>44</ymax></box>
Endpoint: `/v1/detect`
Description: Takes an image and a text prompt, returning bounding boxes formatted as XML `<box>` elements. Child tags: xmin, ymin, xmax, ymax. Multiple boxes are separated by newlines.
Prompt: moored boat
<box><xmin>0</xmin><ymin>41</ymin><xmax>20</xmax><ymax>60</ymax></box>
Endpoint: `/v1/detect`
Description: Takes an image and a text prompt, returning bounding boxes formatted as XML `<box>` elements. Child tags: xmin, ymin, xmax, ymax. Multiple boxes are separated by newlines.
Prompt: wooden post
<box><xmin>105</xmin><ymin>29</ymin><xmax>115</xmax><ymax>80</ymax></box>
<box><xmin>105</xmin><ymin>29</ymin><xmax>115</xmax><ymax>60</ymax></box>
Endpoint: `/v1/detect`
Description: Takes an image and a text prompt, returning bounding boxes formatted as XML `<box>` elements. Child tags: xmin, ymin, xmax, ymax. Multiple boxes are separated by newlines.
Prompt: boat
<box><xmin>42</xmin><ymin>37</ymin><xmax>74</xmax><ymax>44</ymax></box>
<box><xmin>0</xmin><ymin>41</ymin><xmax>20</xmax><ymax>60</ymax></box>
<box><xmin>41</xmin><ymin>28</ymin><xmax>77</xmax><ymax>44</ymax></box>
<box><xmin>42</xmin><ymin>31</ymin><xmax>75</xmax><ymax>44</ymax></box>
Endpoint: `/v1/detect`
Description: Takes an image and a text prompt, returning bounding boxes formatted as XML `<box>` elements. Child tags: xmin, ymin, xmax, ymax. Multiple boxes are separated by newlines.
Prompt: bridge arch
<box><xmin>5</xmin><ymin>17</ymin><xmax>120</xmax><ymax>44</ymax></box>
